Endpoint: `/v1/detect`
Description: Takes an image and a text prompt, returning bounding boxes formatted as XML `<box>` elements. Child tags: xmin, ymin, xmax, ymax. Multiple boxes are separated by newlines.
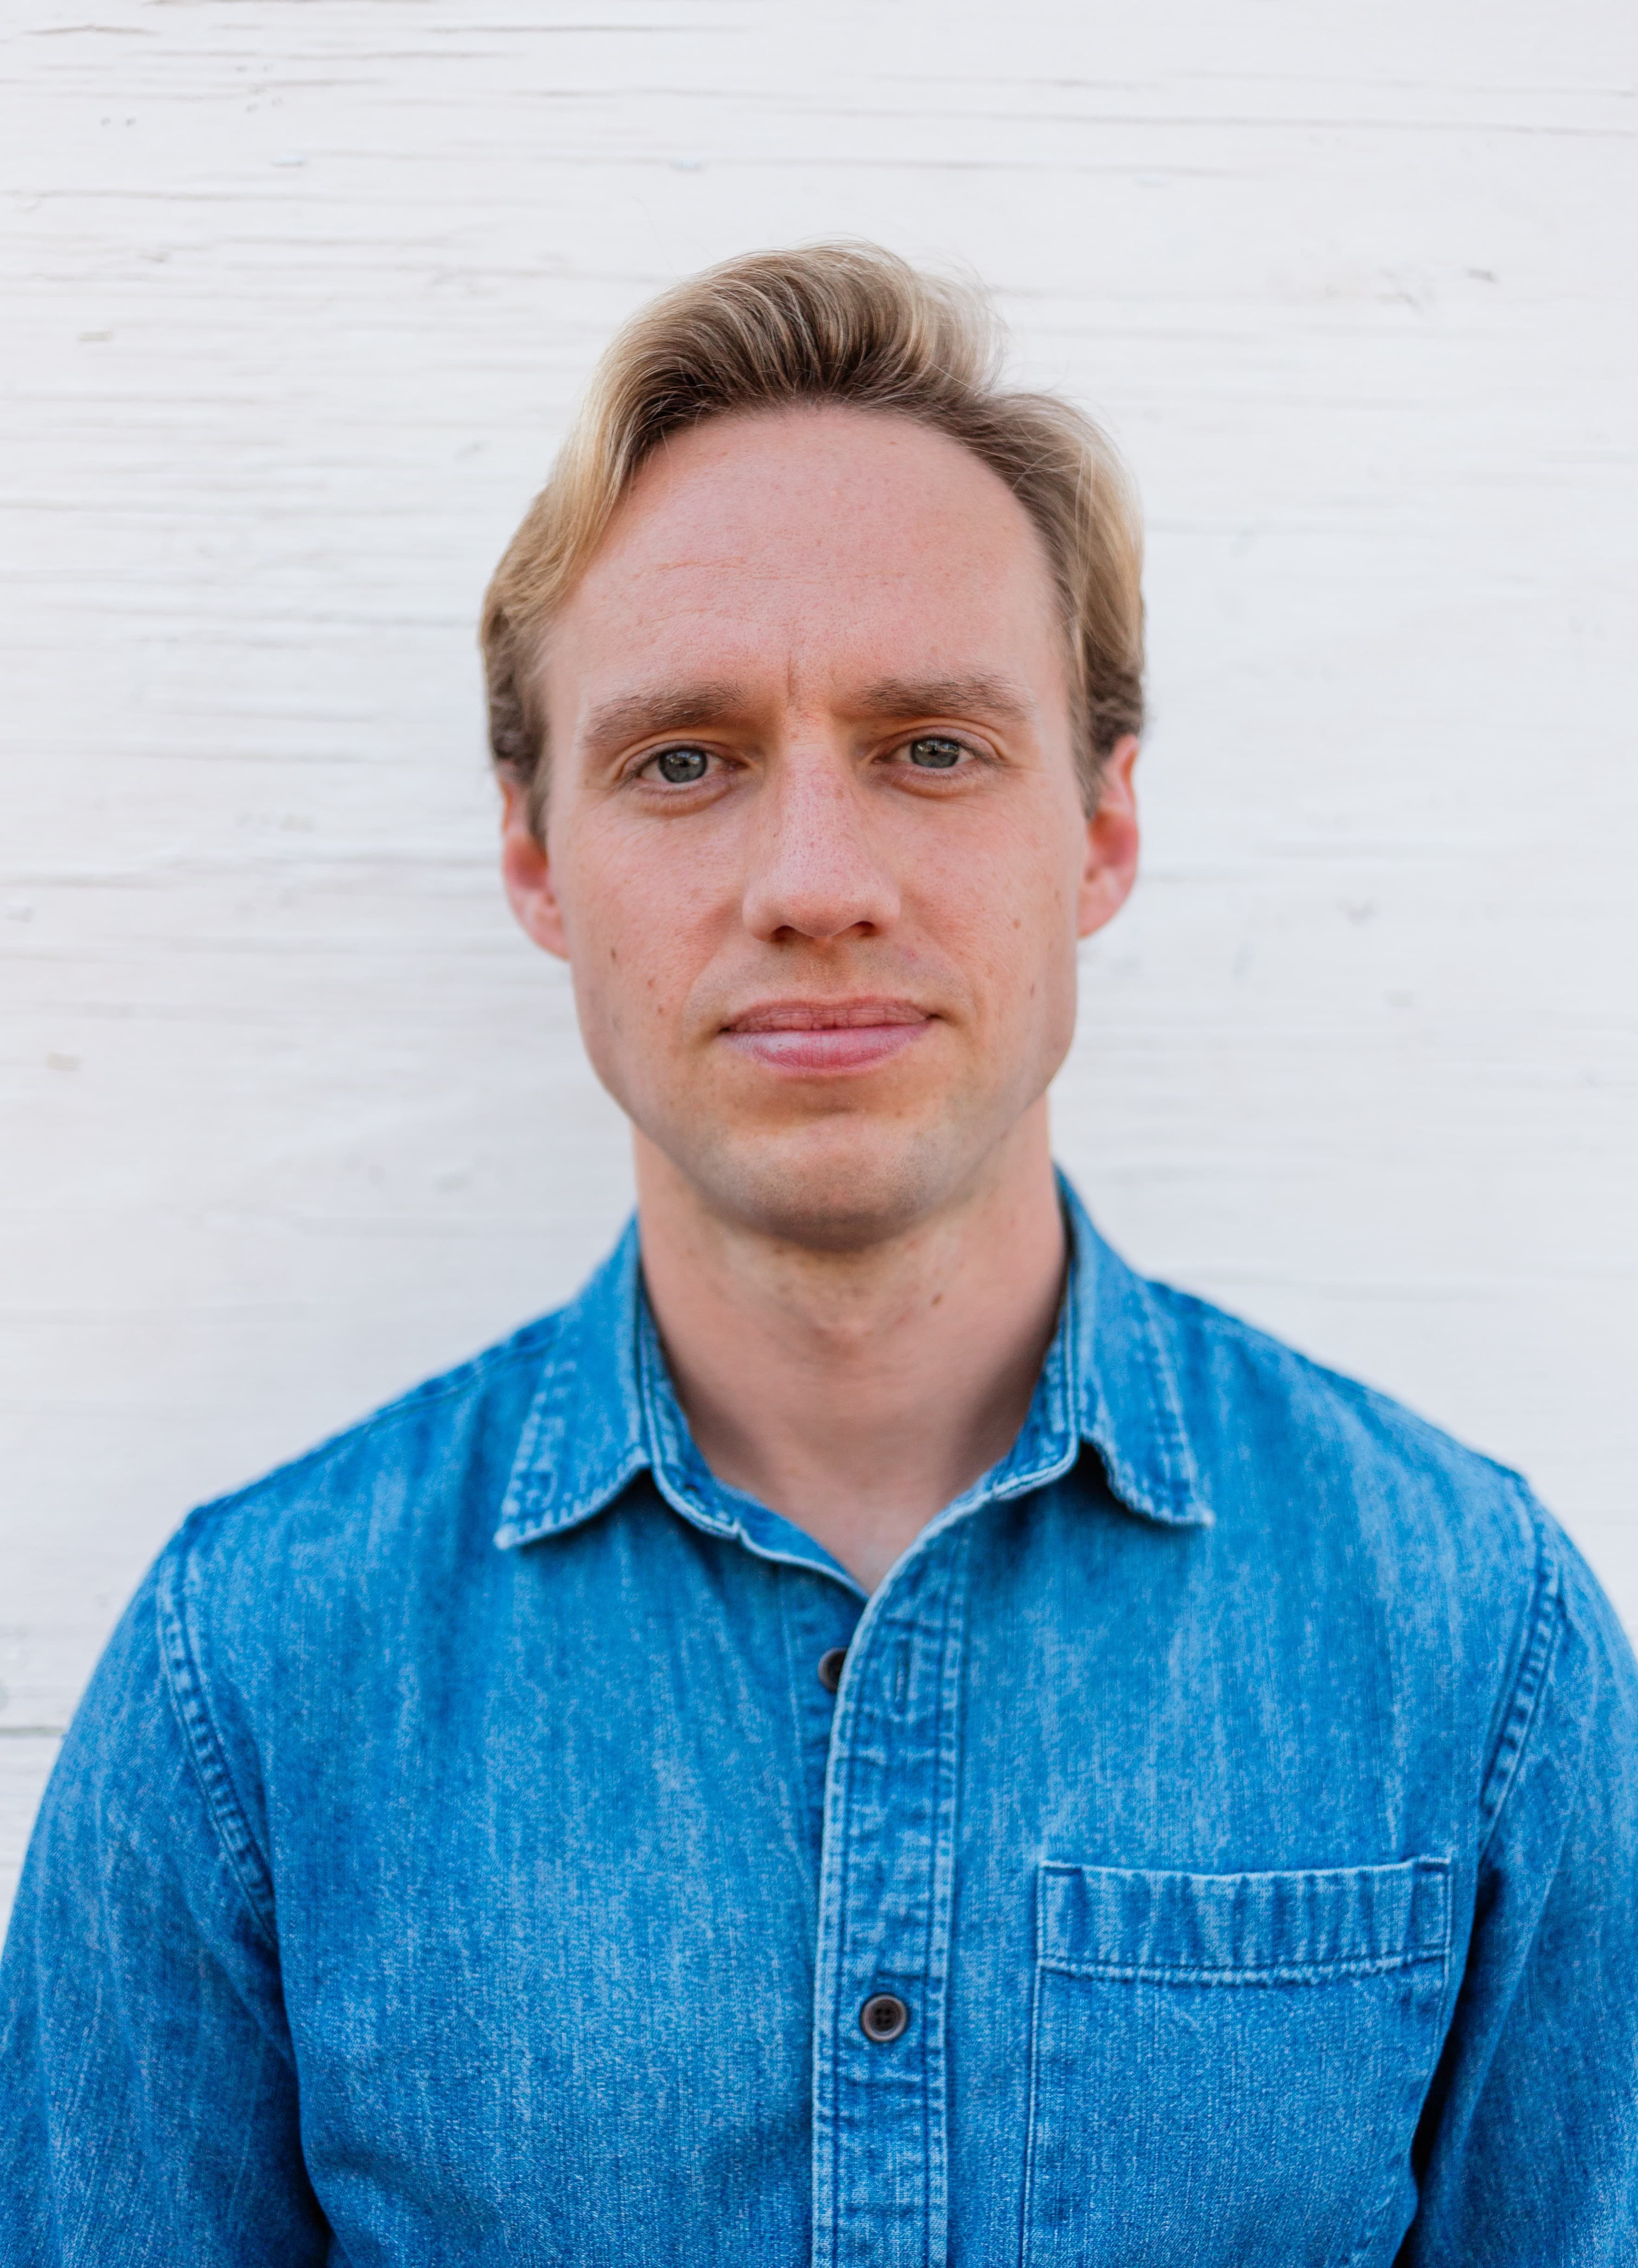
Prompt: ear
<box><xmin>499</xmin><ymin>776</ymin><xmax>570</xmax><ymax>961</ymax></box>
<box><xmin>1076</xmin><ymin>734</ymin><xmax>1141</xmax><ymax>941</ymax></box>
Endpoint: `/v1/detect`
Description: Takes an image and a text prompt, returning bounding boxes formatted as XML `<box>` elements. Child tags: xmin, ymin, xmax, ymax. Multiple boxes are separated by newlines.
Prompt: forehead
<box><xmin>546</xmin><ymin>404</ymin><xmax>1067</xmax><ymax>715</ymax></box>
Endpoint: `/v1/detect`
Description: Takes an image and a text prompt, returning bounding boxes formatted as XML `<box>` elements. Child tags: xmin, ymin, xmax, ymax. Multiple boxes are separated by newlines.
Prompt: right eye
<box><xmin>644</xmin><ymin>745</ymin><xmax>712</xmax><ymax>785</ymax></box>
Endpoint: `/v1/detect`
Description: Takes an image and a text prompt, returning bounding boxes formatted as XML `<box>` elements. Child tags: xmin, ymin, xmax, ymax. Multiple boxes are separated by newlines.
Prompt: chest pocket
<box><xmin>1021</xmin><ymin>1857</ymin><xmax>1452</xmax><ymax>2268</ymax></box>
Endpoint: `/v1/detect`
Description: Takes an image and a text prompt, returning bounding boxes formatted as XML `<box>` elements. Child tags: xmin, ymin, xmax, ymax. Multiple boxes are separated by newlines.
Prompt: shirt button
<box><xmin>859</xmin><ymin>1992</ymin><xmax>909</xmax><ymax>2043</ymax></box>
<box><xmin>817</xmin><ymin>1647</ymin><xmax>848</xmax><ymax>1694</ymax></box>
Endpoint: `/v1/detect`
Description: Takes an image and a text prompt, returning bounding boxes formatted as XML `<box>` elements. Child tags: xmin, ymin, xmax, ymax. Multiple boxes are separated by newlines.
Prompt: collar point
<box><xmin>1140</xmin><ymin>1484</ymin><xmax>1216</xmax><ymax>1530</ymax></box>
<box><xmin>1132</xmin><ymin>1501</ymin><xmax>1215</xmax><ymax>1532</ymax></box>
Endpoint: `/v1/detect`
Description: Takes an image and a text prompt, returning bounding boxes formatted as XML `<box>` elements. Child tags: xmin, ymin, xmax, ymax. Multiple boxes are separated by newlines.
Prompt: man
<box><xmin>3</xmin><ymin>244</ymin><xmax>1635</xmax><ymax>2265</ymax></box>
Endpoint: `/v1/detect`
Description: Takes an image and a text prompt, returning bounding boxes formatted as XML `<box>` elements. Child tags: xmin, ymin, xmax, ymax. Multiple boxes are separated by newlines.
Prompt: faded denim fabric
<box><xmin>3</xmin><ymin>1179</ymin><xmax>1636</xmax><ymax>2266</ymax></box>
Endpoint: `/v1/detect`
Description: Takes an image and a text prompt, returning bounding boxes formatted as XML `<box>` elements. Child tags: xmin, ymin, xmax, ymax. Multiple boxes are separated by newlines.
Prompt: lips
<box><xmin>719</xmin><ymin>998</ymin><xmax>931</xmax><ymax>1075</ymax></box>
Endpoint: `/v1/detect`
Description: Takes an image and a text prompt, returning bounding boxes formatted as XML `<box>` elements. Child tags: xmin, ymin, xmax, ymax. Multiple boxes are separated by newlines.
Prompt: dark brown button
<box><xmin>859</xmin><ymin>1992</ymin><xmax>909</xmax><ymax>2043</ymax></box>
<box><xmin>817</xmin><ymin>1647</ymin><xmax>848</xmax><ymax>1694</ymax></box>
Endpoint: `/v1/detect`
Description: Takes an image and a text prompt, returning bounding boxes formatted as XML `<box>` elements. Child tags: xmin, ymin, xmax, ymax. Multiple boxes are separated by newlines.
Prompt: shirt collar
<box><xmin>494</xmin><ymin>1172</ymin><xmax>1213</xmax><ymax>1556</ymax></box>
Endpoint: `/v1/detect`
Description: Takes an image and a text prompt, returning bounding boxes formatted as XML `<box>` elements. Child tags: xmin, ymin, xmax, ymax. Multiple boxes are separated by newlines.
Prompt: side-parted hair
<box><xmin>481</xmin><ymin>242</ymin><xmax>1144</xmax><ymax>827</ymax></box>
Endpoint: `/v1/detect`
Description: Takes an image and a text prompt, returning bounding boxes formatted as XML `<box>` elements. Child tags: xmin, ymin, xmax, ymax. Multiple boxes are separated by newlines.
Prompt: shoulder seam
<box><xmin>1476</xmin><ymin>1497</ymin><xmax>1563</xmax><ymax>1861</ymax></box>
<box><xmin>153</xmin><ymin>1520</ymin><xmax>280</xmax><ymax>1951</ymax></box>
<box><xmin>1150</xmin><ymin>1279</ymin><xmax>1528</xmax><ymax>1491</ymax></box>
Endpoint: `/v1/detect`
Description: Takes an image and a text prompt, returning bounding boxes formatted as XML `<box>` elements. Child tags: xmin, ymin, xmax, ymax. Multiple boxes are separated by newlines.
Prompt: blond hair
<box><xmin>481</xmin><ymin>243</ymin><xmax>1143</xmax><ymax>824</ymax></box>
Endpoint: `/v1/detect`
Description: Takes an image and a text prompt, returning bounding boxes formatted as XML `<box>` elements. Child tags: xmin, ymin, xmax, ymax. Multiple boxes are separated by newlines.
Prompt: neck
<box><xmin>634</xmin><ymin>1106</ymin><xmax>1066</xmax><ymax>1591</ymax></box>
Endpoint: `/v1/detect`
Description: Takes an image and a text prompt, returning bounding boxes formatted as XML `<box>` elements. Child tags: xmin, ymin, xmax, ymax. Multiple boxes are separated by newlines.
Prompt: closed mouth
<box><xmin>719</xmin><ymin>998</ymin><xmax>933</xmax><ymax>1074</ymax></box>
<box><xmin>722</xmin><ymin>998</ymin><xmax>930</xmax><ymax>1034</ymax></box>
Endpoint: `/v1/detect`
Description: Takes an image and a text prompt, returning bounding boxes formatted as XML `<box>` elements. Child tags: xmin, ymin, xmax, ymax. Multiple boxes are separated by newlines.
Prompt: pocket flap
<box><xmin>1038</xmin><ymin>1857</ymin><xmax>1450</xmax><ymax>1984</ymax></box>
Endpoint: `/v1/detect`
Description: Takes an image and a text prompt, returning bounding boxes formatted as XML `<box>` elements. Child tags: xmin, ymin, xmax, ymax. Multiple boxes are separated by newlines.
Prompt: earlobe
<box><xmin>1076</xmin><ymin>734</ymin><xmax>1141</xmax><ymax>941</ymax></box>
<box><xmin>499</xmin><ymin>778</ymin><xmax>571</xmax><ymax>960</ymax></box>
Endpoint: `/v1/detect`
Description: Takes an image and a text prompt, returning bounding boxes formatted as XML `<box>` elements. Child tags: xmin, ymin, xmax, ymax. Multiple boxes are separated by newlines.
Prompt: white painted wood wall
<box><xmin>4</xmin><ymin>0</ymin><xmax>1635</xmax><ymax>1930</ymax></box>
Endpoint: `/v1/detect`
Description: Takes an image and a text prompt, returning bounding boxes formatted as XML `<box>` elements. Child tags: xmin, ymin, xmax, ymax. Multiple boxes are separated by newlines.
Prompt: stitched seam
<box><xmin>1039</xmin><ymin>1950</ymin><xmax>1448</xmax><ymax>1985</ymax></box>
<box><xmin>921</xmin><ymin>1535</ymin><xmax>968</xmax><ymax>2268</ymax></box>
<box><xmin>1339</xmin><ymin>2163</ymin><xmax>1406</xmax><ymax>2268</ymax></box>
<box><xmin>1036</xmin><ymin>1858</ymin><xmax>1449</xmax><ymax>1892</ymax></box>
<box><xmin>1478</xmin><ymin>1505</ymin><xmax>1563</xmax><ymax>1859</ymax></box>
<box><xmin>1338</xmin><ymin>1888</ymin><xmax>1464</xmax><ymax>2267</ymax></box>
<box><xmin>1036</xmin><ymin>1858</ymin><xmax>1452</xmax><ymax>1983</ymax></box>
<box><xmin>1137</xmin><ymin>1283</ymin><xmax>1199</xmax><ymax>1502</ymax></box>
<box><xmin>155</xmin><ymin>1529</ymin><xmax>278</xmax><ymax>1950</ymax></box>
<box><xmin>1018</xmin><ymin>1950</ymin><xmax>1047</xmax><ymax>2268</ymax></box>
<box><xmin>504</xmin><ymin>1442</ymin><xmax>653</xmax><ymax>1544</ymax></box>
<box><xmin>496</xmin><ymin>1370</ymin><xmax>559</xmax><ymax>1528</ymax></box>
<box><xmin>637</xmin><ymin>1314</ymin><xmax>738</xmax><ymax>1540</ymax></box>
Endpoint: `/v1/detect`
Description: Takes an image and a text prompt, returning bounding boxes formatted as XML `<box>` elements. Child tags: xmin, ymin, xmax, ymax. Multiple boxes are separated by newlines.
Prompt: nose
<box><xmin>740</xmin><ymin>750</ymin><xmax>901</xmax><ymax>944</ymax></box>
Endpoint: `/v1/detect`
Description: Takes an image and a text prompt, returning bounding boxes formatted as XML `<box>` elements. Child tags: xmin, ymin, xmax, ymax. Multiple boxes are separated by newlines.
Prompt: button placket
<box><xmin>811</xmin><ymin>1525</ymin><xmax>970</xmax><ymax>2268</ymax></box>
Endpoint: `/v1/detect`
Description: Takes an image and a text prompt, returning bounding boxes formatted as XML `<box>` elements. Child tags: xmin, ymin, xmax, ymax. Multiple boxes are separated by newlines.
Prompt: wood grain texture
<box><xmin>3</xmin><ymin>0</ymin><xmax>1635</xmax><ymax>1925</ymax></box>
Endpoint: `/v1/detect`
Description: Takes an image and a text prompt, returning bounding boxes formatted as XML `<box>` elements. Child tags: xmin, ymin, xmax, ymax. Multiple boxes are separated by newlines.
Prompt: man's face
<box><xmin>502</xmin><ymin>404</ymin><xmax>1138</xmax><ymax>1250</ymax></box>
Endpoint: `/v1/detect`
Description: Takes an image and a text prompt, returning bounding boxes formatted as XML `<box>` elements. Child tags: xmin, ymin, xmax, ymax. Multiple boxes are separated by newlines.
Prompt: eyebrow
<box><xmin>851</xmin><ymin>674</ymin><xmax>1036</xmax><ymax>727</ymax></box>
<box><xmin>579</xmin><ymin>683</ymin><xmax>749</xmax><ymax>761</ymax></box>
<box><xmin>576</xmin><ymin>669</ymin><xmax>1037</xmax><ymax>762</ymax></box>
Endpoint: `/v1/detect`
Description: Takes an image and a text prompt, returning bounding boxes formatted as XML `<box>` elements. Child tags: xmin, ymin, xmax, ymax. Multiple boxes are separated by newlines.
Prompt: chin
<box><xmin>678</xmin><ymin>1117</ymin><xmax>968</xmax><ymax>1254</ymax></box>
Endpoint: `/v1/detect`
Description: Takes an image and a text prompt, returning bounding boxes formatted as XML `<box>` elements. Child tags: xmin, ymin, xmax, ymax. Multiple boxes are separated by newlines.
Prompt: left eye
<box><xmin>904</xmin><ymin>736</ymin><xmax>966</xmax><ymax>770</ymax></box>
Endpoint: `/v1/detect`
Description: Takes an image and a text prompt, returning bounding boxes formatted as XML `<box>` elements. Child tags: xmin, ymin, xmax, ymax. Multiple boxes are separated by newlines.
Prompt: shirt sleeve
<box><xmin>1404</xmin><ymin>1519</ymin><xmax>1638</xmax><ymax>2265</ymax></box>
<box><xmin>0</xmin><ymin>1552</ymin><xmax>329</xmax><ymax>2266</ymax></box>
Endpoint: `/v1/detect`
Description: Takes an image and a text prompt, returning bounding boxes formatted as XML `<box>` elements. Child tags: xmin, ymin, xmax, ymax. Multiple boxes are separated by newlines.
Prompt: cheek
<box><xmin>567</xmin><ymin>913</ymin><xmax>670</xmax><ymax>1054</ymax></box>
<box><xmin>560</xmin><ymin>909</ymin><xmax>689</xmax><ymax>1128</ymax></box>
<box><xmin>919</xmin><ymin>818</ymin><xmax>1079</xmax><ymax>995</ymax></box>
<box><xmin>555</xmin><ymin>839</ymin><xmax>709</xmax><ymax>1064</ymax></box>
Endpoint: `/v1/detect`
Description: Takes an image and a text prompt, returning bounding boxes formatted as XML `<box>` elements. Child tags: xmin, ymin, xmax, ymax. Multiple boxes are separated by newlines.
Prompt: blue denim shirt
<box><xmin>4</xmin><ymin>1182</ymin><xmax>1637</xmax><ymax>2265</ymax></box>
